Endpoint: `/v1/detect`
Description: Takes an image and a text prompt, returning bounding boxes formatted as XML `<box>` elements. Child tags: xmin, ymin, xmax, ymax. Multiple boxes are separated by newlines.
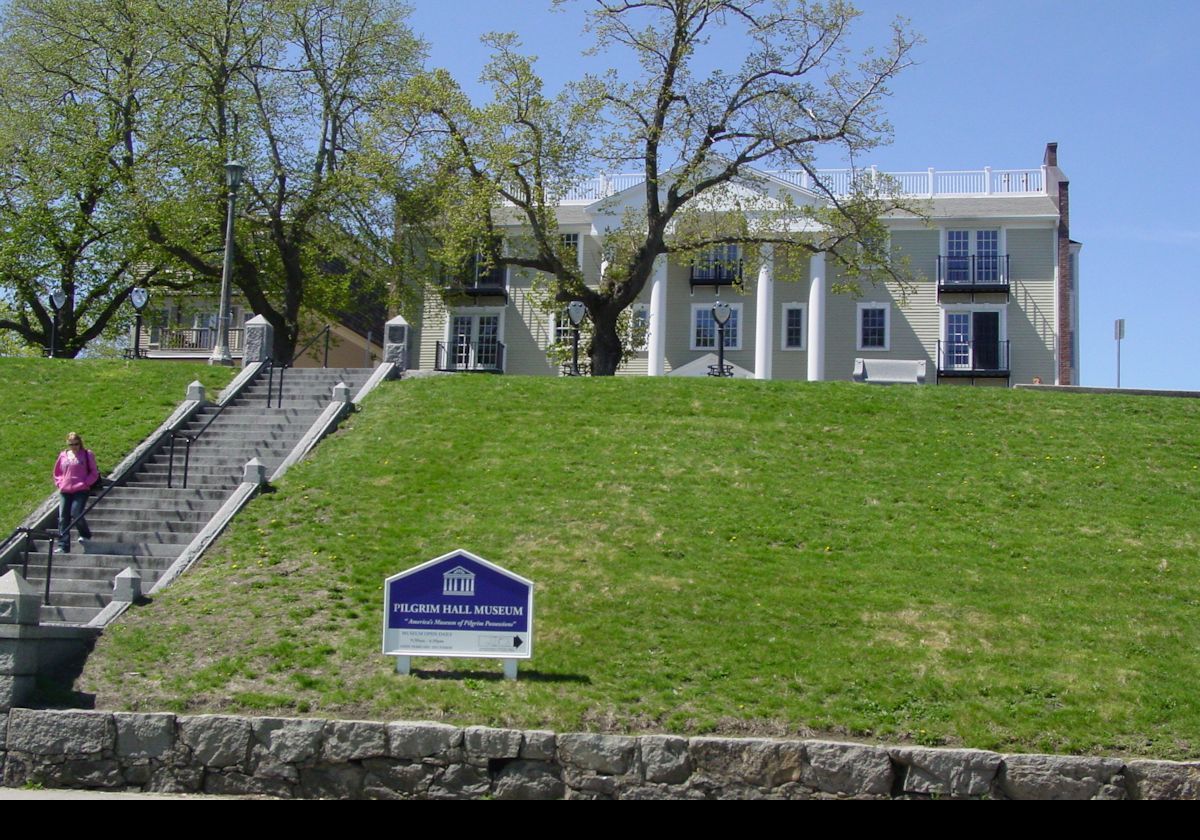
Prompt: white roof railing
<box><xmin>558</xmin><ymin>166</ymin><xmax>1047</xmax><ymax>202</ymax></box>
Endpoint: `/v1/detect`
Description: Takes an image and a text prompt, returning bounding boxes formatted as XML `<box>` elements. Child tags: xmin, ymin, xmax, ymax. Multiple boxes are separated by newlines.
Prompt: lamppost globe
<box><xmin>130</xmin><ymin>287</ymin><xmax>149</xmax><ymax>312</ymax></box>
<box><xmin>225</xmin><ymin>161</ymin><xmax>245</xmax><ymax>191</ymax></box>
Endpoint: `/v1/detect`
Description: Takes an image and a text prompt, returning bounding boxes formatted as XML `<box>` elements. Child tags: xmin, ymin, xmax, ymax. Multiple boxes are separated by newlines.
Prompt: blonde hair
<box><xmin>66</xmin><ymin>432</ymin><xmax>83</xmax><ymax>446</ymax></box>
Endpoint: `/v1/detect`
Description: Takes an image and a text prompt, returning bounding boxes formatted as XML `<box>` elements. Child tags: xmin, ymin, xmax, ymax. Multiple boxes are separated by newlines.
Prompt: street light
<box><xmin>129</xmin><ymin>287</ymin><xmax>150</xmax><ymax>359</ymax></box>
<box><xmin>567</xmin><ymin>300</ymin><xmax>587</xmax><ymax>376</ymax></box>
<box><xmin>711</xmin><ymin>300</ymin><xmax>732</xmax><ymax>377</ymax></box>
<box><xmin>210</xmin><ymin>161</ymin><xmax>245</xmax><ymax>366</ymax></box>
<box><xmin>48</xmin><ymin>291</ymin><xmax>66</xmax><ymax>358</ymax></box>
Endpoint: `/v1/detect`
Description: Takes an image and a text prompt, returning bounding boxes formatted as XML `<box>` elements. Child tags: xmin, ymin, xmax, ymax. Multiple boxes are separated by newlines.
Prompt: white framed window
<box><xmin>549</xmin><ymin>308</ymin><xmax>574</xmax><ymax>346</ymax></box>
<box><xmin>942</xmin><ymin>228</ymin><xmax>1004</xmax><ymax>285</ymax></box>
<box><xmin>691</xmin><ymin>303</ymin><xmax>742</xmax><ymax>351</ymax></box>
<box><xmin>559</xmin><ymin>232</ymin><xmax>581</xmax><ymax>269</ymax></box>
<box><xmin>856</xmin><ymin>302</ymin><xmax>890</xmax><ymax>351</ymax></box>
<box><xmin>780</xmin><ymin>304</ymin><xmax>806</xmax><ymax>351</ymax></box>
<box><xmin>629</xmin><ymin>303</ymin><xmax>650</xmax><ymax>352</ymax></box>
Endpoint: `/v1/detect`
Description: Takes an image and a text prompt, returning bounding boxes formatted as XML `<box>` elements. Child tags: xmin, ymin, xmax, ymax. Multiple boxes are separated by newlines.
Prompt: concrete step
<box><xmin>28</xmin><ymin>538</ymin><xmax>187</xmax><ymax>558</ymax></box>
<box><xmin>122</xmin><ymin>480</ymin><xmax>233</xmax><ymax>492</ymax></box>
<box><xmin>102</xmin><ymin>487</ymin><xmax>231</xmax><ymax>503</ymax></box>
<box><xmin>41</xmin><ymin>604</ymin><xmax>106</xmax><ymax>624</ymax></box>
<box><xmin>85</xmin><ymin>515</ymin><xmax>207</xmax><ymax>533</ymax></box>
<box><xmin>87</xmin><ymin>496</ymin><xmax>225</xmax><ymax>514</ymax></box>
<box><xmin>21</xmin><ymin>558</ymin><xmax>174</xmax><ymax>580</ymax></box>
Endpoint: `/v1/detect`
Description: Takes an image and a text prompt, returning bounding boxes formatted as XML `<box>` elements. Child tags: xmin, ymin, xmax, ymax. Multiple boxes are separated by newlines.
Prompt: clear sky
<box><xmin>409</xmin><ymin>0</ymin><xmax>1200</xmax><ymax>390</ymax></box>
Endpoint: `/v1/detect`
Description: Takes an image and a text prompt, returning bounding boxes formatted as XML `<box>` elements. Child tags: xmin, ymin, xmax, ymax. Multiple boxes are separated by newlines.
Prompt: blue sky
<box><xmin>410</xmin><ymin>1</ymin><xmax>1200</xmax><ymax>389</ymax></box>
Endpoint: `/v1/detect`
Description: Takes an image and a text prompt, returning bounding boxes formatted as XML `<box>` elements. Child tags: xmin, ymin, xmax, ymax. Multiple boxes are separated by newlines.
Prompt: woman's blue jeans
<box><xmin>58</xmin><ymin>491</ymin><xmax>92</xmax><ymax>550</ymax></box>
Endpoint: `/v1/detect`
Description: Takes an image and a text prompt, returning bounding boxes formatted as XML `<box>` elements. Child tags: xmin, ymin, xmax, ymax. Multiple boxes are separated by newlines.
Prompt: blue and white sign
<box><xmin>382</xmin><ymin>549</ymin><xmax>534</xmax><ymax>660</ymax></box>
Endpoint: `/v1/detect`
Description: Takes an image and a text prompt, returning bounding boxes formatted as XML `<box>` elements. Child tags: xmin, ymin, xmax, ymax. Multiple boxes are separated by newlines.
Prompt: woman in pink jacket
<box><xmin>53</xmin><ymin>432</ymin><xmax>98</xmax><ymax>553</ymax></box>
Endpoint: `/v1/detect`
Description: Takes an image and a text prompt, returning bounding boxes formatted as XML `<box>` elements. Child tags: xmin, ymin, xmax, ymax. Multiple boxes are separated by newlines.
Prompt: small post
<box><xmin>332</xmin><ymin>381</ymin><xmax>351</xmax><ymax>404</ymax></box>
<box><xmin>243</xmin><ymin>457</ymin><xmax>268</xmax><ymax>485</ymax></box>
<box><xmin>1114</xmin><ymin>318</ymin><xmax>1125</xmax><ymax>388</ymax></box>
<box><xmin>384</xmin><ymin>315</ymin><xmax>410</xmax><ymax>372</ymax></box>
<box><xmin>186</xmin><ymin>380</ymin><xmax>206</xmax><ymax>403</ymax></box>
<box><xmin>567</xmin><ymin>300</ymin><xmax>587</xmax><ymax>377</ymax></box>
<box><xmin>711</xmin><ymin>300</ymin><xmax>732</xmax><ymax>377</ymax></box>
<box><xmin>503</xmin><ymin>660</ymin><xmax>518</xmax><ymax>681</ymax></box>
<box><xmin>113</xmin><ymin>567</ymin><xmax>142</xmax><ymax>603</ymax></box>
<box><xmin>243</xmin><ymin>314</ymin><xmax>273</xmax><ymax>367</ymax></box>
<box><xmin>395</xmin><ymin>656</ymin><xmax>411</xmax><ymax>676</ymax></box>
<box><xmin>323</xmin><ymin>328</ymin><xmax>330</xmax><ymax>368</ymax></box>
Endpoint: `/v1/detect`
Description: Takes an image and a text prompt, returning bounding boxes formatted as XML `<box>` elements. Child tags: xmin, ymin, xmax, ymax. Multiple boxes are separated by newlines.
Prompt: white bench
<box><xmin>852</xmin><ymin>358</ymin><xmax>927</xmax><ymax>385</ymax></box>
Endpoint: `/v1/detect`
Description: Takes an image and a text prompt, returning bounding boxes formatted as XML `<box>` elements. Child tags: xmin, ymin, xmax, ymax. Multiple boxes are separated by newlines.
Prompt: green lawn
<box><xmin>0</xmin><ymin>358</ymin><xmax>235</xmax><ymax>532</ymax></box>
<box><xmin>80</xmin><ymin>376</ymin><xmax>1200</xmax><ymax>758</ymax></box>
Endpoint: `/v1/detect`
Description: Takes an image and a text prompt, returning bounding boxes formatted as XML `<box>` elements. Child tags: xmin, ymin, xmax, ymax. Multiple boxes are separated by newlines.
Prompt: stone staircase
<box><xmin>14</xmin><ymin>367</ymin><xmax>374</xmax><ymax>625</ymax></box>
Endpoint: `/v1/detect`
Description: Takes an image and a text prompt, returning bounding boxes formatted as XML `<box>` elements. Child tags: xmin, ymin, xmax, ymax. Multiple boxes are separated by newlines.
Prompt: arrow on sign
<box><xmin>513</xmin><ymin>636</ymin><xmax>524</xmax><ymax>649</ymax></box>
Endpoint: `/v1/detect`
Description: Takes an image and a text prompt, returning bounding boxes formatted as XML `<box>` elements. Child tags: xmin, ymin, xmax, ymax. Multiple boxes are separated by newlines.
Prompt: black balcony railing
<box><xmin>435</xmin><ymin>339</ymin><xmax>506</xmax><ymax>373</ymax></box>
<box><xmin>152</xmin><ymin>327</ymin><xmax>245</xmax><ymax>352</ymax></box>
<box><xmin>936</xmin><ymin>255</ymin><xmax>1010</xmax><ymax>294</ymax></box>
<box><xmin>690</xmin><ymin>260</ymin><xmax>743</xmax><ymax>288</ymax></box>
<box><xmin>937</xmin><ymin>339</ymin><xmax>1010</xmax><ymax>376</ymax></box>
<box><xmin>443</xmin><ymin>266</ymin><xmax>508</xmax><ymax>298</ymax></box>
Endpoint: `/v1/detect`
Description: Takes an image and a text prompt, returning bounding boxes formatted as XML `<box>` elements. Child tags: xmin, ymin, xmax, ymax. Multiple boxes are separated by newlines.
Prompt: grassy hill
<box><xmin>79</xmin><ymin>376</ymin><xmax>1200</xmax><ymax>759</ymax></box>
<box><xmin>0</xmin><ymin>359</ymin><xmax>236</xmax><ymax>533</ymax></box>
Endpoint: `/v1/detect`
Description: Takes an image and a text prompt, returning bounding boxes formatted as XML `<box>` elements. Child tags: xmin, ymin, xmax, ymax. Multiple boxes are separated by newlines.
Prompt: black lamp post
<box><xmin>712</xmin><ymin>300</ymin><xmax>732</xmax><ymax>377</ymax></box>
<box><xmin>567</xmin><ymin>300</ymin><xmax>587</xmax><ymax>376</ymax></box>
<box><xmin>130</xmin><ymin>287</ymin><xmax>150</xmax><ymax>359</ymax></box>
<box><xmin>211</xmin><ymin>161</ymin><xmax>245</xmax><ymax>365</ymax></box>
<box><xmin>48</xmin><ymin>291</ymin><xmax>66</xmax><ymax>358</ymax></box>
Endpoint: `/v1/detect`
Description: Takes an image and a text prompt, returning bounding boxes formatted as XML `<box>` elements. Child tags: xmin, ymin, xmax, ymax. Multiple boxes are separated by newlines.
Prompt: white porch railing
<box><xmin>559</xmin><ymin>166</ymin><xmax>1046</xmax><ymax>201</ymax></box>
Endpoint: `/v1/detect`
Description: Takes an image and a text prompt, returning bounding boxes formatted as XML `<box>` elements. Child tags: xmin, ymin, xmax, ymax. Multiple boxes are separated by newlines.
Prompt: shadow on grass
<box><xmin>412</xmin><ymin>668</ymin><xmax>590</xmax><ymax>684</ymax></box>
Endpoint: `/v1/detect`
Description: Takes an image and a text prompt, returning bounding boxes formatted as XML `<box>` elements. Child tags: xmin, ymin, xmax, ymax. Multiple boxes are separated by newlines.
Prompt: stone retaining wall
<box><xmin>1</xmin><ymin>709</ymin><xmax>1197</xmax><ymax>799</ymax></box>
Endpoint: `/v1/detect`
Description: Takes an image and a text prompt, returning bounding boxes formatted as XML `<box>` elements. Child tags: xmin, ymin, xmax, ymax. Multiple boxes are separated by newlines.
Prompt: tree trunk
<box><xmin>588</xmin><ymin>310</ymin><xmax>623</xmax><ymax>376</ymax></box>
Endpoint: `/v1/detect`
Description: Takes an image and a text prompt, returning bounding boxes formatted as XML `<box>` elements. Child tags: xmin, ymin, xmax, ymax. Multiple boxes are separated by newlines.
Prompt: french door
<box><xmin>450</xmin><ymin>313</ymin><xmax>501</xmax><ymax>370</ymax></box>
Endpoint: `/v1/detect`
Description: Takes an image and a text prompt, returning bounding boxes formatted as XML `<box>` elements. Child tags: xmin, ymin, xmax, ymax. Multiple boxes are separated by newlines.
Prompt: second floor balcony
<box><xmin>441</xmin><ymin>265</ymin><xmax>508</xmax><ymax>301</ymax></box>
<box><xmin>936</xmin><ymin>255</ymin><xmax>1010</xmax><ymax>296</ymax></box>
<box><xmin>690</xmin><ymin>253</ymin><xmax>744</xmax><ymax>289</ymax></box>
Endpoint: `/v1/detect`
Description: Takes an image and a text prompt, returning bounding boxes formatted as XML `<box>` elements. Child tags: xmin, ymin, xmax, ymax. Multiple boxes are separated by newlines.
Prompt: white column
<box><xmin>807</xmin><ymin>252</ymin><xmax>826</xmax><ymax>381</ymax></box>
<box><xmin>648</xmin><ymin>255</ymin><xmax>668</xmax><ymax>376</ymax></box>
<box><xmin>754</xmin><ymin>246</ymin><xmax>774</xmax><ymax>380</ymax></box>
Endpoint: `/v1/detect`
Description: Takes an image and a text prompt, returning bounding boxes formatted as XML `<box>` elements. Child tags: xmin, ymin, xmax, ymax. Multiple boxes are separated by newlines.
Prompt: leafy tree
<box><xmin>395</xmin><ymin>0</ymin><xmax>921</xmax><ymax>375</ymax></box>
<box><xmin>138</xmin><ymin>0</ymin><xmax>423</xmax><ymax>361</ymax></box>
<box><xmin>0</xmin><ymin>0</ymin><xmax>173</xmax><ymax>357</ymax></box>
<box><xmin>0</xmin><ymin>0</ymin><xmax>421</xmax><ymax>360</ymax></box>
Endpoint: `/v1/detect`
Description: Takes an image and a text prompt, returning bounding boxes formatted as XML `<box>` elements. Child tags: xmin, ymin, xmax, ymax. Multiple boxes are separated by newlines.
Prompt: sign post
<box><xmin>382</xmin><ymin>549</ymin><xmax>534</xmax><ymax>680</ymax></box>
<box><xmin>1114</xmin><ymin>318</ymin><xmax>1125</xmax><ymax>388</ymax></box>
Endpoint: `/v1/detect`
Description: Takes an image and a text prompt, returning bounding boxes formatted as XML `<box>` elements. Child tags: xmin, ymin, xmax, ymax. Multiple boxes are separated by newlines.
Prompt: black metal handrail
<box><xmin>936</xmin><ymin>255</ymin><xmax>1010</xmax><ymax>289</ymax></box>
<box><xmin>690</xmin><ymin>260</ymin><xmax>744</xmax><ymax>286</ymax></box>
<box><xmin>289</xmin><ymin>325</ymin><xmax>331</xmax><ymax>369</ymax></box>
<box><xmin>166</xmin><ymin>375</ymin><xmax>246</xmax><ymax>487</ymax></box>
<box><xmin>435</xmin><ymin>339</ymin><xmax>505</xmax><ymax>373</ymax></box>
<box><xmin>937</xmin><ymin>339</ymin><xmax>1011</xmax><ymax>374</ymax></box>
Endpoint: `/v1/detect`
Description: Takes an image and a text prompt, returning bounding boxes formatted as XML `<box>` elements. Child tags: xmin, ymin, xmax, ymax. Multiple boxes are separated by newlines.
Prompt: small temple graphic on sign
<box><xmin>442</xmin><ymin>566</ymin><xmax>476</xmax><ymax>596</ymax></box>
